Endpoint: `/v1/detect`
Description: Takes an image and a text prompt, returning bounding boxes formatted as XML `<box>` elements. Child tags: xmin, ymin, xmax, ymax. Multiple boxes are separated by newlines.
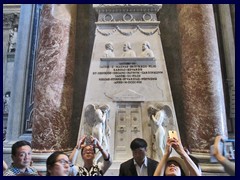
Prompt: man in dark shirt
<box><xmin>119</xmin><ymin>138</ymin><xmax>158</xmax><ymax>176</ymax></box>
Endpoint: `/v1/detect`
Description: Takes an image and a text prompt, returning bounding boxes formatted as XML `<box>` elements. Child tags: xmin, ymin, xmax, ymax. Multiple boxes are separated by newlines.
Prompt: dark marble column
<box><xmin>32</xmin><ymin>4</ymin><xmax>77</xmax><ymax>152</ymax></box>
<box><xmin>177</xmin><ymin>4</ymin><xmax>228</xmax><ymax>152</ymax></box>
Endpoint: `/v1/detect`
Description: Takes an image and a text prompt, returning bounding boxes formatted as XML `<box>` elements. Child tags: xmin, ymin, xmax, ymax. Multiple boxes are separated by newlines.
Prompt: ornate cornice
<box><xmin>93</xmin><ymin>4</ymin><xmax>162</xmax><ymax>13</ymax></box>
<box><xmin>3</xmin><ymin>4</ymin><xmax>21</xmax><ymax>13</ymax></box>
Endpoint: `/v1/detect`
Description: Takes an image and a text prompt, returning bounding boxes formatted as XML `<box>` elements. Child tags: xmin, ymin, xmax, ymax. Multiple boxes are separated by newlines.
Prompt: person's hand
<box><xmin>213</xmin><ymin>135</ymin><xmax>224</xmax><ymax>157</ymax></box>
<box><xmin>171</xmin><ymin>138</ymin><xmax>185</xmax><ymax>156</ymax></box>
<box><xmin>164</xmin><ymin>137</ymin><xmax>173</xmax><ymax>156</ymax></box>
<box><xmin>93</xmin><ymin>137</ymin><xmax>103</xmax><ymax>151</ymax></box>
<box><xmin>76</xmin><ymin>135</ymin><xmax>87</xmax><ymax>149</ymax></box>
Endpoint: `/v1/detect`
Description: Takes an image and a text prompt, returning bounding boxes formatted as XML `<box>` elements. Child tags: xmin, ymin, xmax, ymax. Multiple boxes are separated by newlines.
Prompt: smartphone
<box><xmin>224</xmin><ymin>141</ymin><xmax>235</xmax><ymax>161</ymax></box>
<box><xmin>168</xmin><ymin>130</ymin><xmax>178</xmax><ymax>140</ymax></box>
<box><xmin>210</xmin><ymin>141</ymin><xmax>224</xmax><ymax>163</ymax></box>
<box><xmin>85</xmin><ymin>135</ymin><xmax>92</xmax><ymax>146</ymax></box>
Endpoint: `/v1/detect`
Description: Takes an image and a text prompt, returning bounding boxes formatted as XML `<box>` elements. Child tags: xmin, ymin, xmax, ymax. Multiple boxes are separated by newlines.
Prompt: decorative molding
<box><xmin>96</xmin><ymin>25</ymin><xmax>159</xmax><ymax>36</ymax></box>
<box><xmin>93</xmin><ymin>4</ymin><xmax>162</xmax><ymax>13</ymax></box>
<box><xmin>116</xmin><ymin>26</ymin><xmax>137</xmax><ymax>36</ymax></box>
<box><xmin>103</xmin><ymin>14</ymin><xmax>113</xmax><ymax>22</ymax></box>
<box><xmin>3</xmin><ymin>4</ymin><xmax>20</xmax><ymax>29</ymax></box>
<box><xmin>3</xmin><ymin>4</ymin><xmax>21</xmax><ymax>13</ymax></box>
<box><xmin>99</xmin><ymin>13</ymin><xmax>159</xmax><ymax>23</ymax></box>
<box><xmin>143</xmin><ymin>13</ymin><xmax>153</xmax><ymax>21</ymax></box>
<box><xmin>96</xmin><ymin>21</ymin><xmax>160</xmax><ymax>25</ymax></box>
<box><xmin>3</xmin><ymin>13</ymin><xmax>20</xmax><ymax>29</ymax></box>
<box><xmin>100</xmin><ymin>57</ymin><xmax>155</xmax><ymax>61</ymax></box>
<box><xmin>123</xmin><ymin>13</ymin><xmax>133</xmax><ymax>22</ymax></box>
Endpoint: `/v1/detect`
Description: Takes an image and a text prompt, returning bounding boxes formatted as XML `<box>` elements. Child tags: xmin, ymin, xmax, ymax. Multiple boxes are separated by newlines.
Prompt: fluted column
<box><xmin>32</xmin><ymin>4</ymin><xmax>77</xmax><ymax>152</ymax></box>
<box><xmin>177</xmin><ymin>4</ymin><xmax>227</xmax><ymax>152</ymax></box>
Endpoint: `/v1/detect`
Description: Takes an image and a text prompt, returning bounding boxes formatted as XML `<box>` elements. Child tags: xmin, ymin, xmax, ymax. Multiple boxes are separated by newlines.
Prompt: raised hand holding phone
<box><xmin>85</xmin><ymin>135</ymin><xmax>92</xmax><ymax>145</ymax></box>
<box><xmin>168</xmin><ymin>130</ymin><xmax>178</xmax><ymax>140</ymax></box>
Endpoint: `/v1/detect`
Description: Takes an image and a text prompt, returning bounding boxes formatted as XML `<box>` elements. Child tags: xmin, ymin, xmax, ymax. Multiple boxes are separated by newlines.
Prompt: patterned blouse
<box><xmin>72</xmin><ymin>154</ymin><xmax>112</xmax><ymax>176</ymax></box>
<box><xmin>77</xmin><ymin>165</ymin><xmax>103</xmax><ymax>176</ymax></box>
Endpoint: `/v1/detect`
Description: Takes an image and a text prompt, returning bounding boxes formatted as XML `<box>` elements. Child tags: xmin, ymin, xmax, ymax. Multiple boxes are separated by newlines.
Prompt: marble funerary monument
<box><xmin>76</xmin><ymin>4</ymin><xmax>179</xmax><ymax>174</ymax></box>
<box><xmin>3</xmin><ymin>4</ymin><xmax>233</xmax><ymax>176</ymax></box>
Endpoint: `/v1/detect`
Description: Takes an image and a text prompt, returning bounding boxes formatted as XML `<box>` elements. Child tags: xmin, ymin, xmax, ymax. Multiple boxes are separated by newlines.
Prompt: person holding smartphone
<box><xmin>69</xmin><ymin>135</ymin><xmax>112</xmax><ymax>176</ymax></box>
<box><xmin>154</xmin><ymin>136</ymin><xmax>201</xmax><ymax>176</ymax></box>
<box><xmin>212</xmin><ymin>135</ymin><xmax>235</xmax><ymax>176</ymax></box>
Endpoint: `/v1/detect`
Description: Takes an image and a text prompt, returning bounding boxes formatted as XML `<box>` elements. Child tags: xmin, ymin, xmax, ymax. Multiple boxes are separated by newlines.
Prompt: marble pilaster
<box><xmin>32</xmin><ymin>4</ymin><xmax>77</xmax><ymax>152</ymax></box>
<box><xmin>177</xmin><ymin>4</ymin><xmax>227</xmax><ymax>152</ymax></box>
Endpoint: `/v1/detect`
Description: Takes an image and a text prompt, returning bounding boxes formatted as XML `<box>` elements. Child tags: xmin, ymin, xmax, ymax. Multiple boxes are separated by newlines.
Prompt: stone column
<box><xmin>177</xmin><ymin>4</ymin><xmax>227</xmax><ymax>152</ymax></box>
<box><xmin>218</xmin><ymin>5</ymin><xmax>235</xmax><ymax>133</ymax></box>
<box><xmin>32</xmin><ymin>4</ymin><xmax>77</xmax><ymax>152</ymax></box>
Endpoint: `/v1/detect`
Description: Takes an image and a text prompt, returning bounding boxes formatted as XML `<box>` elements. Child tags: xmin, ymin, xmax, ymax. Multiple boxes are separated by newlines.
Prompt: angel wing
<box><xmin>161</xmin><ymin>105</ymin><xmax>173</xmax><ymax>128</ymax></box>
<box><xmin>84</xmin><ymin>104</ymin><xmax>96</xmax><ymax>127</ymax></box>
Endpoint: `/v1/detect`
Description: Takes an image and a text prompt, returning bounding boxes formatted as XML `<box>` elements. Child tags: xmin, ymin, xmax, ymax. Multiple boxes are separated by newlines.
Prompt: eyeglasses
<box><xmin>55</xmin><ymin>159</ymin><xmax>71</xmax><ymax>166</ymax></box>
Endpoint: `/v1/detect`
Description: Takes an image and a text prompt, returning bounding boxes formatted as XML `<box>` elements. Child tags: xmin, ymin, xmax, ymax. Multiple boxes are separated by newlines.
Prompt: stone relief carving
<box><xmin>102</xmin><ymin>41</ymin><xmax>154</xmax><ymax>58</ymax></box>
<box><xmin>121</xmin><ymin>42</ymin><xmax>136</xmax><ymax>57</ymax></box>
<box><xmin>140</xmin><ymin>41</ymin><xmax>154</xmax><ymax>57</ymax></box>
<box><xmin>100</xmin><ymin>13</ymin><xmax>157</xmax><ymax>23</ymax></box>
<box><xmin>103</xmin><ymin>14</ymin><xmax>113</xmax><ymax>22</ymax></box>
<box><xmin>96</xmin><ymin>25</ymin><xmax>159</xmax><ymax>37</ymax></box>
<box><xmin>8</xmin><ymin>26</ymin><xmax>18</xmax><ymax>53</ymax></box>
<box><xmin>94</xmin><ymin>4</ymin><xmax>162</xmax><ymax>24</ymax></box>
<box><xmin>148</xmin><ymin>104</ymin><xmax>173</xmax><ymax>160</ymax></box>
<box><xmin>123</xmin><ymin>13</ymin><xmax>134</xmax><ymax>22</ymax></box>
<box><xmin>3</xmin><ymin>13</ymin><xmax>19</xmax><ymax>29</ymax></box>
<box><xmin>3</xmin><ymin>91</ymin><xmax>11</xmax><ymax>114</ymax></box>
<box><xmin>84</xmin><ymin>104</ymin><xmax>111</xmax><ymax>153</ymax></box>
<box><xmin>103</xmin><ymin>42</ymin><xmax>115</xmax><ymax>58</ymax></box>
<box><xmin>143</xmin><ymin>13</ymin><xmax>153</xmax><ymax>21</ymax></box>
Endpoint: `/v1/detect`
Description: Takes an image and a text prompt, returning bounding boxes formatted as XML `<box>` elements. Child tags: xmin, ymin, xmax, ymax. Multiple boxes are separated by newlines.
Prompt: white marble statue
<box><xmin>121</xmin><ymin>42</ymin><xmax>136</xmax><ymax>57</ymax></box>
<box><xmin>103</xmin><ymin>42</ymin><xmax>115</xmax><ymax>58</ymax></box>
<box><xmin>140</xmin><ymin>41</ymin><xmax>154</xmax><ymax>57</ymax></box>
<box><xmin>84</xmin><ymin>104</ymin><xmax>110</xmax><ymax>153</ymax></box>
<box><xmin>8</xmin><ymin>27</ymin><xmax>18</xmax><ymax>53</ymax></box>
<box><xmin>3</xmin><ymin>92</ymin><xmax>10</xmax><ymax>114</ymax></box>
<box><xmin>148</xmin><ymin>104</ymin><xmax>172</xmax><ymax>160</ymax></box>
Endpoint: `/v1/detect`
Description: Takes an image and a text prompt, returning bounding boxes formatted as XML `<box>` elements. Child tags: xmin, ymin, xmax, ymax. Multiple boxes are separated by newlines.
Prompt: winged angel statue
<box><xmin>148</xmin><ymin>104</ymin><xmax>174</xmax><ymax>160</ymax></box>
<box><xmin>84</xmin><ymin>104</ymin><xmax>111</xmax><ymax>153</ymax></box>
